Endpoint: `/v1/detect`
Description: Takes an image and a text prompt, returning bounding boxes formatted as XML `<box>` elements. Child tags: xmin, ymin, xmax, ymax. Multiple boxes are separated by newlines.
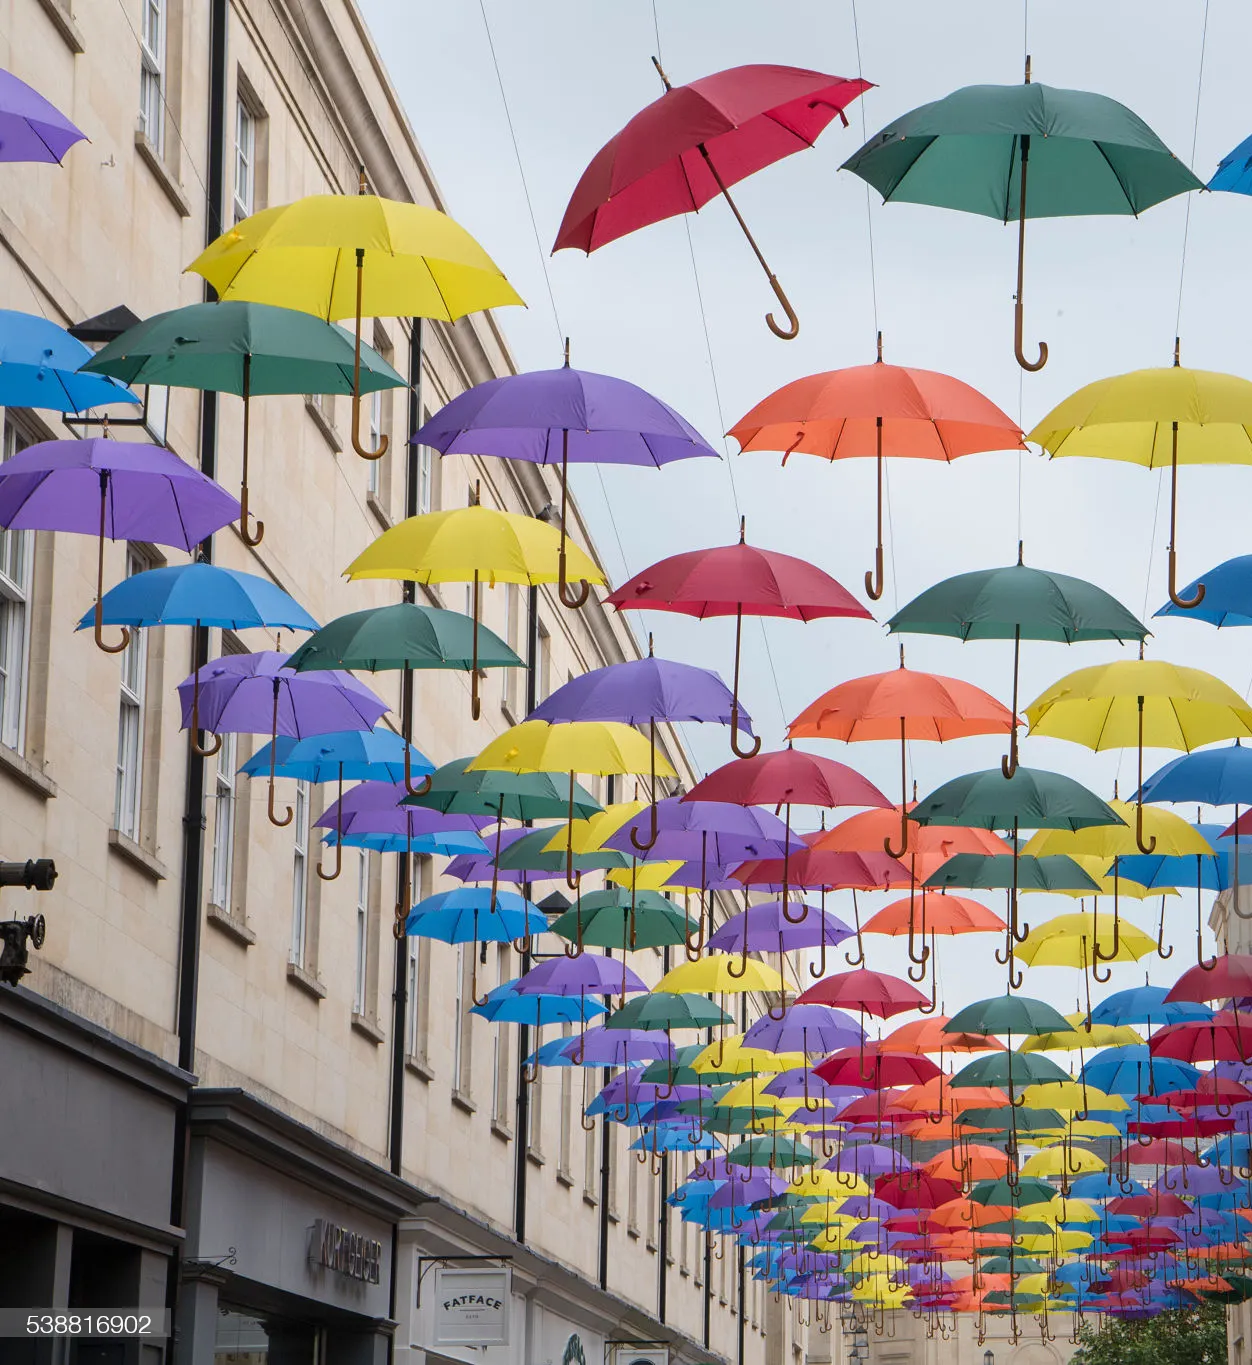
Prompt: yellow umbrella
<box><xmin>471</xmin><ymin>720</ymin><xmax>671</xmax><ymax>891</ymax></box>
<box><xmin>1050</xmin><ymin>854</ymin><xmax>1176</xmax><ymax>899</ymax></box>
<box><xmin>607</xmin><ymin>861</ymin><xmax>685</xmax><ymax>891</ymax></box>
<box><xmin>1024</xmin><ymin>658</ymin><xmax>1252</xmax><ymax>855</ymax></box>
<box><xmin>1018</xmin><ymin>1012</ymin><xmax>1142</xmax><ymax>1052</ymax></box>
<box><xmin>1017</xmin><ymin>1230</ymin><xmax>1092</xmax><ymax>1255</ymax></box>
<box><xmin>1020</xmin><ymin>1082</ymin><xmax>1127</xmax><ymax>1113</ymax></box>
<box><xmin>717</xmin><ymin>1078</ymin><xmax>800</xmax><ymax>1111</ymax></box>
<box><xmin>346</xmin><ymin>501</ymin><xmax>605</xmax><ymax>718</ymax></box>
<box><xmin>656</xmin><ymin>953</ymin><xmax>784</xmax><ymax>996</ymax></box>
<box><xmin>1016</xmin><ymin>912</ymin><xmax>1155</xmax><ymax>968</ymax></box>
<box><xmin>541</xmin><ymin>802</ymin><xmax>646</xmax><ymax>854</ymax></box>
<box><xmin>792</xmin><ymin>1170</ymin><xmax>872</xmax><ymax>1199</ymax></box>
<box><xmin>1020</xmin><ymin>1146</ymin><xmax>1106</xmax><ymax>1179</ymax></box>
<box><xmin>1024</xmin><ymin>799</ymin><xmax>1212</xmax><ymax>859</ymax></box>
<box><xmin>690</xmin><ymin>1034</ymin><xmax>795</xmax><ymax>1075</ymax></box>
<box><xmin>187</xmin><ymin>180</ymin><xmax>523</xmax><ymax>459</ymax></box>
<box><xmin>1029</xmin><ymin>353</ymin><xmax>1252</xmax><ymax>608</ymax></box>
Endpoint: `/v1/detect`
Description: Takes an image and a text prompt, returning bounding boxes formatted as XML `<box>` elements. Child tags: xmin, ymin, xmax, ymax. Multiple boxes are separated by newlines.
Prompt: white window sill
<box><xmin>582</xmin><ymin>1192</ymin><xmax>598</xmax><ymax>1209</ymax></box>
<box><xmin>366</xmin><ymin>491</ymin><xmax>391</xmax><ymax>531</ymax></box>
<box><xmin>406</xmin><ymin>1056</ymin><xmax>434</xmax><ymax>1083</ymax></box>
<box><xmin>134</xmin><ymin>130</ymin><xmax>191</xmax><ymax>218</ymax></box>
<box><xmin>556</xmin><ymin>1168</ymin><xmax>575</xmax><ymax>1188</ymax></box>
<box><xmin>108</xmin><ymin>828</ymin><xmax>167</xmax><ymax>882</ymax></box>
<box><xmin>490</xmin><ymin>1117</ymin><xmax>513</xmax><ymax>1143</ymax></box>
<box><xmin>286</xmin><ymin>961</ymin><xmax>327</xmax><ymax>1001</ymax></box>
<box><xmin>0</xmin><ymin>743</ymin><xmax>57</xmax><ymax>800</ymax></box>
<box><xmin>206</xmin><ymin>902</ymin><xmax>255</xmax><ymax>946</ymax></box>
<box><xmin>526</xmin><ymin>1148</ymin><xmax>545</xmax><ymax>1168</ymax></box>
<box><xmin>37</xmin><ymin>0</ymin><xmax>84</xmax><ymax>52</ymax></box>
<box><xmin>306</xmin><ymin>398</ymin><xmax>343</xmax><ymax>453</ymax></box>
<box><xmin>451</xmin><ymin>1090</ymin><xmax>477</xmax><ymax>1116</ymax></box>
<box><xmin>351</xmin><ymin>1012</ymin><xmax>385</xmax><ymax>1045</ymax></box>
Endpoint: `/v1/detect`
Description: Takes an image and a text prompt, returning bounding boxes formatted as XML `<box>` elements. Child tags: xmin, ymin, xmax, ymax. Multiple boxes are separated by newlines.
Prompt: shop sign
<box><xmin>432</xmin><ymin>1266</ymin><xmax>511</xmax><ymax>1346</ymax></box>
<box><xmin>309</xmin><ymin>1218</ymin><xmax>383</xmax><ymax>1285</ymax></box>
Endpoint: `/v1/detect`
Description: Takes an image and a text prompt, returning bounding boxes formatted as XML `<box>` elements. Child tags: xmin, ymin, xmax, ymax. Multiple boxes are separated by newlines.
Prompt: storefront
<box><xmin>0</xmin><ymin>986</ymin><xmax>189</xmax><ymax>1365</ymax></box>
<box><xmin>179</xmin><ymin>1089</ymin><xmax>421</xmax><ymax>1365</ymax></box>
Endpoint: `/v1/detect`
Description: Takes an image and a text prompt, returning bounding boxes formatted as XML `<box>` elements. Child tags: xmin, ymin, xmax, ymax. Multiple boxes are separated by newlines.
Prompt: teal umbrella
<box><xmin>82</xmin><ymin>300</ymin><xmax>405</xmax><ymax>544</ymax></box>
<box><xmin>887</xmin><ymin>551</ymin><xmax>1147</xmax><ymax>776</ymax></box>
<box><xmin>841</xmin><ymin>59</ymin><xmax>1203</xmax><ymax>371</ymax></box>
<box><xmin>549</xmin><ymin>890</ymin><xmax>696</xmax><ymax>952</ymax></box>
<box><xmin>495</xmin><ymin>825</ymin><xmax>630</xmax><ymax>875</ymax></box>
<box><xmin>605</xmin><ymin>992</ymin><xmax>732</xmax><ymax>1031</ymax></box>
<box><xmin>287</xmin><ymin>603</ymin><xmax>522</xmax><ymax>797</ymax></box>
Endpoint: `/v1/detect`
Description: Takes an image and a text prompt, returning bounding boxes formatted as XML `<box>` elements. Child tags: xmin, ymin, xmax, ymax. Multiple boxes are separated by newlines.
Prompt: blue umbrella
<box><xmin>1079</xmin><ymin>1044</ymin><xmax>1200</xmax><ymax>1097</ymax></box>
<box><xmin>406</xmin><ymin>888</ymin><xmax>548</xmax><ymax>1006</ymax></box>
<box><xmin>0</xmin><ymin>310</ymin><xmax>138</xmax><ymax>413</ymax></box>
<box><xmin>242</xmin><ymin>728</ymin><xmax>434</xmax><ymax>880</ymax></box>
<box><xmin>1070</xmin><ymin>1172</ymin><xmax>1146</xmax><ymax>1200</ymax></box>
<box><xmin>1137</xmin><ymin>744</ymin><xmax>1252</xmax><ymax>807</ymax></box>
<box><xmin>1090</xmin><ymin>985</ymin><xmax>1213</xmax><ymax>1029</ymax></box>
<box><xmin>1156</xmin><ymin>556</ymin><xmax>1252</xmax><ymax>628</ymax></box>
<box><xmin>80</xmin><ymin>562</ymin><xmax>318</xmax><ymax>632</ymax></box>
<box><xmin>322</xmin><ymin>828</ymin><xmax>485</xmax><ymax>857</ymax></box>
<box><xmin>1209</xmin><ymin>134</ymin><xmax>1252</xmax><ymax>193</ymax></box>
<box><xmin>523</xmin><ymin>1035</ymin><xmax>581</xmax><ymax>1068</ymax></box>
<box><xmin>472</xmin><ymin>979</ymin><xmax>608</xmax><ymax>1026</ymax></box>
<box><xmin>631</xmin><ymin>1126</ymin><xmax>722</xmax><ymax>1154</ymax></box>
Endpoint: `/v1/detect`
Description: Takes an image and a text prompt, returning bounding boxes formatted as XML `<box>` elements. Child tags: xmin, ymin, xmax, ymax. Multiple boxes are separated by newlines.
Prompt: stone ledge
<box><xmin>351</xmin><ymin>1011</ymin><xmax>385</xmax><ymax>1045</ymax></box>
<box><xmin>0</xmin><ymin>743</ymin><xmax>57</xmax><ymax>799</ymax></box>
<box><xmin>451</xmin><ymin>1090</ymin><xmax>477</xmax><ymax>1116</ymax></box>
<box><xmin>107</xmin><ymin>828</ymin><xmax>167</xmax><ymax>882</ymax></box>
<box><xmin>134</xmin><ymin>131</ymin><xmax>191</xmax><ymax>218</ymax></box>
<box><xmin>366</xmin><ymin>490</ymin><xmax>391</xmax><ymax>530</ymax></box>
<box><xmin>206</xmin><ymin>902</ymin><xmax>255</xmax><ymax>947</ymax></box>
<box><xmin>305</xmin><ymin>397</ymin><xmax>343</xmax><ymax>452</ymax></box>
<box><xmin>286</xmin><ymin>960</ymin><xmax>327</xmax><ymax>1001</ymax></box>
<box><xmin>37</xmin><ymin>0</ymin><xmax>84</xmax><ymax>53</ymax></box>
<box><xmin>555</xmin><ymin>1169</ymin><xmax>575</xmax><ymax>1188</ymax></box>
<box><xmin>405</xmin><ymin>1056</ymin><xmax>433</xmax><ymax>1083</ymax></box>
<box><xmin>489</xmin><ymin>1117</ymin><xmax>512</xmax><ymax>1143</ymax></box>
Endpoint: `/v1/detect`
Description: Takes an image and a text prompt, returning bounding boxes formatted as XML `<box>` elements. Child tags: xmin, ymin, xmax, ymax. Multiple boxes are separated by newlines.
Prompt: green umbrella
<box><xmin>947</xmin><ymin>994</ymin><xmax>1071</xmax><ymax>1038</ymax></box>
<box><xmin>841</xmin><ymin>58</ymin><xmax>1202</xmax><ymax>372</ymax></box>
<box><xmin>725</xmin><ymin>1135</ymin><xmax>816</xmax><ymax>1169</ymax></box>
<box><xmin>496</xmin><ymin>825</ymin><xmax>630</xmax><ymax>875</ymax></box>
<box><xmin>679</xmin><ymin>1107</ymin><xmax>769</xmax><ymax>1137</ymax></box>
<box><xmin>551</xmin><ymin>891</ymin><xmax>696</xmax><ymax>951</ymax></box>
<box><xmin>956</xmin><ymin>1106</ymin><xmax>1065</xmax><ymax>1135</ymax></box>
<box><xmin>605</xmin><ymin>992</ymin><xmax>731</xmax><ymax>1031</ymax></box>
<box><xmin>968</xmin><ymin>1177</ymin><xmax>1056</xmax><ymax>1207</ymax></box>
<box><xmin>403</xmin><ymin>760</ymin><xmax>601</xmax><ymax>820</ymax></box>
<box><xmin>887</xmin><ymin>551</ymin><xmax>1147</xmax><ymax>776</ymax></box>
<box><xmin>978</xmin><ymin>1218</ymin><xmax>1055</xmax><ymax>1238</ymax></box>
<box><xmin>912</xmin><ymin>766</ymin><xmax>1118</xmax><ymax>972</ymax></box>
<box><xmin>979</xmin><ymin>1255</ymin><xmax>1045</xmax><ymax>1275</ymax></box>
<box><xmin>950</xmin><ymin>1052</ymin><xmax>1071</xmax><ymax>1092</ymax></box>
<box><xmin>924</xmin><ymin>852</ymin><xmax>1101</xmax><ymax>894</ymax></box>
<box><xmin>82</xmin><ymin>300</ymin><xmax>405</xmax><ymax>545</ymax></box>
<box><xmin>640</xmin><ymin>1043</ymin><xmax>737</xmax><ymax>1088</ymax></box>
<box><xmin>288</xmin><ymin>603</ymin><xmax>522</xmax><ymax>797</ymax></box>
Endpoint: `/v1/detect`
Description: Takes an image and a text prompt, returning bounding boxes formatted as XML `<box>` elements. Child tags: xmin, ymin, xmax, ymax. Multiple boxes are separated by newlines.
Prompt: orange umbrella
<box><xmin>931</xmin><ymin>1200</ymin><xmax>1016</xmax><ymax>1230</ymax></box>
<box><xmin>899</xmin><ymin>1079</ymin><xmax>1008</xmax><ymax>1114</ymax></box>
<box><xmin>815</xmin><ymin>808</ymin><xmax>1010</xmax><ymax>858</ymax></box>
<box><xmin>923</xmin><ymin>1144</ymin><xmax>1012</xmax><ymax>1183</ymax></box>
<box><xmin>883</xmin><ymin>1014</ymin><xmax>1005</xmax><ymax>1055</ymax></box>
<box><xmin>729</xmin><ymin>334</ymin><xmax>1024</xmax><ymax>599</ymax></box>
<box><xmin>862</xmin><ymin>891</ymin><xmax>1006</xmax><ymax>937</ymax></box>
<box><xmin>789</xmin><ymin>658</ymin><xmax>1016</xmax><ymax>859</ymax></box>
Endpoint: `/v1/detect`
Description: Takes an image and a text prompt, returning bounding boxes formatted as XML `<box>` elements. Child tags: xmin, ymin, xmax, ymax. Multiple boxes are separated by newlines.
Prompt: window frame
<box><xmin>353</xmin><ymin>850</ymin><xmax>370</xmax><ymax>1016</ymax></box>
<box><xmin>139</xmin><ymin>0</ymin><xmax>167</xmax><ymax>154</ymax></box>
<box><xmin>0</xmin><ymin>420</ymin><xmax>33</xmax><ymax>753</ymax></box>
<box><xmin>113</xmin><ymin>550</ymin><xmax>149</xmax><ymax>840</ymax></box>
<box><xmin>233</xmin><ymin>90</ymin><xmax>256</xmax><ymax>222</ymax></box>
<box><xmin>290</xmin><ymin>778</ymin><xmax>311</xmax><ymax>967</ymax></box>
<box><xmin>208</xmin><ymin>728</ymin><xmax>238</xmax><ymax>911</ymax></box>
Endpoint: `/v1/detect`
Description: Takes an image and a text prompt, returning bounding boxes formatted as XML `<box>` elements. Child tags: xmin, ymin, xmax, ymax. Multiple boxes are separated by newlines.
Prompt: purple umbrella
<box><xmin>606</xmin><ymin>794</ymin><xmax>791</xmax><ymax>873</ymax></box>
<box><xmin>176</xmin><ymin>651</ymin><xmax>386</xmax><ymax>826</ymax></box>
<box><xmin>514</xmin><ymin>953</ymin><xmax>648</xmax><ymax>998</ymax></box>
<box><xmin>414</xmin><ymin>360</ymin><xmax>719</xmax><ymax>606</ymax></box>
<box><xmin>763</xmin><ymin>1070</ymin><xmax>861</xmax><ymax>1106</ymax></box>
<box><xmin>707</xmin><ymin>1172</ymin><xmax>787</xmax><ymax>1210</ymax></box>
<box><xmin>560</xmin><ymin>1025</ymin><xmax>674</xmax><ymax>1067</ymax></box>
<box><xmin>315</xmin><ymin>781</ymin><xmax>491</xmax><ymax>833</ymax></box>
<box><xmin>709</xmin><ymin>901</ymin><xmax>855</xmax><ymax>979</ymax></box>
<box><xmin>823</xmin><ymin>1142</ymin><xmax>910</xmax><ymax>1178</ymax></box>
<box><xmin>0</xmin><ymin>438</ymin><xmax>239</xmax><ymax>652</ymax></box>
<box><xmin>0</xmin><ymin>67</ymin><xmax>86</xmax><ymax>164</ymax></box>
<box><xmin>743</xmin><ymin>1003</ymin><xmax>863</xmax><ymax>1060</ymax></box>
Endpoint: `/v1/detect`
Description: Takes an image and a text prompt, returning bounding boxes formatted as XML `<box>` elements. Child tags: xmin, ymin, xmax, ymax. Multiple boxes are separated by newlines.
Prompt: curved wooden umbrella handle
<box><xmin>730</xmin><ymin>707</ymin><xmax>761</xmax><ymax>759</ymax></box>
<box><xmin>845</xmin><ymin>890</ymin><xmax>866</xmax><ymax>967</ymax></box>
<box><xmin>1168</xmin><ymin>420</ymin><xmax>1204</xmax><ymax>608</ymax></box>
<box><xmin>1156</xmin><ymin>895</ymin><xmax>1174</xmax><ymax>960</ymax></box>
<box><xmin>470</xmin><ymin>573</ymin><xmax>482</xmax><ymax>721</ymax></box>
<box><xmin>556</xmin><ymin>432</ymin><xmax>590</xmax><ymax>608</ymax></box>
<box><xmin>266</xmin><ymin>680</ymin><xmax>293</xmax><ymax>827</ymax></box>
<box><xmin>351</xmin><ymin>249</ymin><xmax>388</xmax><ymax>461</ymax></box>
<box><xmin>1013</xmin><ymin>137</ymin><xmax>1048</xmax><ymax>373</ymax></box>
<box><xmin>188</xmin><ymin>662</ymin><xmax>222</xmax><ymax>757</ymax></box>
<box><xmin>403</xmin><ymin>703</ymin><xmax>432</xmax><ymax>796</ymax></box>
<box><xmin>884</xmin><ymin>721</ymin><xmax>909</xmax><ymax>859</ymax></box>
<box><xmin>317</xmin><ymin>763</ymin><xmax>345</xmax><ymax>882</ymax></box>
<box><xmin>1001</xmin><ymin>628</ymin><xmax>1022</xmax><ymax>778</ymax></box>
<box><xmin>93</xmin><ymin>475</ymin><xmax>130</xmax><ymax>654</ymax></box>
<box><xmin>764</xmin><ymin>273</ymin><xmax>800</xmax><ymax>341</ymax></box>
<box><xmin>239</xmin><ymin>369</ymin><xmax>264</xmax><ymax>546</ymax></box>
<box><xmin>864</xmin><ymin>435</ymin><xmax>885</xmax><ymax>601</ymax></box>
<box><xmin>630</xmin><ymin>720</ymin><xmax>660</xmax><ymax>853</ymax></box>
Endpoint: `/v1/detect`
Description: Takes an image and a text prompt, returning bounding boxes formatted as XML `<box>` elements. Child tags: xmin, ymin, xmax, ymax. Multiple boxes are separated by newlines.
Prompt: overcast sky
<box><xmin>361</xmin><ymin>0</ymin><xmax>1252</xmax><ymax>1014</ymax></box>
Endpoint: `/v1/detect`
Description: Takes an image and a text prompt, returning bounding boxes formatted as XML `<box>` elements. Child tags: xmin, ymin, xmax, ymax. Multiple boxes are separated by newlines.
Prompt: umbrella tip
<box><xmin>648</xmin><ymin>631</ymin><xmax>654</xmax><ymax>657</ymax></box>
<box><xmin>1017</xmin><ymin>540</ymin><xmax>1024</xmax><ymax>565</ymax></box>
<box><xmin>358</xmin><ymin>164</ymin><xmax>368</xmax><ymax>195</ymax></box>
<box><xmin>739</xmin><ymin>515</ymin><xmax>747</xmax><ymax>545</ymax></box>
<box><xmin>650</xmin><ymin>55</ymin><xmax>673</xmax><ymax>90</ymax></box>
<box><xmin>1174</xmin><ymin>336</ymin><xmax>1181</xmax><ymax>367</ymax></box>
<box><xmin>876</xmin><ymin>331</ymin><xmax>883</xmax><ymax>363</ymax></box>
<box><xmin>1024</xmin><ymin>54</ymin><xmax>1032</xmax><ymax>84</ymax></box>
<box><xmin>563</xmin><ymin>336</ymin><xmax>571</xmax><ymax>368</ymax></box>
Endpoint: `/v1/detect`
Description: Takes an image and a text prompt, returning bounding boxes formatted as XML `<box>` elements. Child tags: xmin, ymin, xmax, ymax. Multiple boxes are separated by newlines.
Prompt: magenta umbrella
<box><xmin>414</xmin><ymin>356</ymin><xmax>718</xmax><ymax>606</ymax></box>
<box><xmin>176</xmin><ymin>651</ymin><xmax>386</xmax><ymax>827</ymax></box>
<box><xmin>0</xmin><ymin>67</ymin><xmax>86</xmax><ymax>164</ymax></box>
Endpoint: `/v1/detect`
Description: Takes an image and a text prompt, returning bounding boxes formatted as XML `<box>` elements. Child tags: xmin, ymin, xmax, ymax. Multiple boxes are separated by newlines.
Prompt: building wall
<box><xmin>0</xmin><ymin>3</ymin><xmax>799</xmax><ymax>1364</ymax></box>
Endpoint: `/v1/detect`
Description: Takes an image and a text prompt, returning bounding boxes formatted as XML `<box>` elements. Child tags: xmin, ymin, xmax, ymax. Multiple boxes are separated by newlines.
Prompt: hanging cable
<box><xmin>476</xmin><ymin>0</ymin><xmax>633</xmax><ymax>584</ymax></box>
<box><xmin>1175</xmin><ymin>0</ymin><xmax>1212</xmax><ymax>340</ymax></box>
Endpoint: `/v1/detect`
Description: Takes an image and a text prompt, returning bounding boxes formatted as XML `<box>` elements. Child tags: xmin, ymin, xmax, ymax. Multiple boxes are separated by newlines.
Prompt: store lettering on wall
<box><xmin>309</xmin><ymin>1218</ymin><xmax>383</xmax><ymax>1284</ymax></box>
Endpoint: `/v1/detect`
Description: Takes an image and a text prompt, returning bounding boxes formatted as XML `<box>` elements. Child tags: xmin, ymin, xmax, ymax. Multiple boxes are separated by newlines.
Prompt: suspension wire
<box><xmin>1175</xmin><ymin>0</ymin><xmax>1212</xmax><ymax>340</ymax></box>
<box><xmin>654</xmin><ymin>0</ymin><xmax>789</xmax><ymax>740</ymax></box>
<box><xmin>476</xmin><ymin>0</ymin><xmax>633</xmax><ymax>584</ymax></box>
<box><xmin>849</xmin><ymin>0</ymin><xmax>879</xmax><ymax>339</ymax></box>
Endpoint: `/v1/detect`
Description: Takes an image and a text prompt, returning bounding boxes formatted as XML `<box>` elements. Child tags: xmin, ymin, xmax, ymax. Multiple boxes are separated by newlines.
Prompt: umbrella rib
<box><xmin>1090</xmin><ymin>141</ymin><xmax>1137</xmax><ymax>215</ymax></box>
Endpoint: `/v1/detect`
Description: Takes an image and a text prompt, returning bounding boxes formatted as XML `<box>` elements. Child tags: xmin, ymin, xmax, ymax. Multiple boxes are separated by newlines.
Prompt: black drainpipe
<box><xmin>169</xmin><ymin>0</ymin><xmax>227</xmax><ymax>1355</ymax></box>
<box><xmin>389</xmin><ymin>317</ymin><xmax>422</xmax><ymax>1178</ymax></box>
<box><xmin>513</xmin><ymin>583</ymin><xmax>539</xmax><ymax>1240</ymax></box>
<box><xmin>737</xmin><ymin>1246</ymin><xmax>746</xmax><ymax>1365</ymax></box>
<box><xmin>387</xmin><ymin>318</ymin><xmax>423</xmax><ymax>1361</ymax></box>
<box><xmin>598</xmin><ymin>947</ymin><xmax>612</xmax><ymax>1292</ymax></box>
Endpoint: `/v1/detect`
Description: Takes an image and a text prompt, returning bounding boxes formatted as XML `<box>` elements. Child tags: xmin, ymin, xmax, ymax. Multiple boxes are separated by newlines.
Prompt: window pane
<box><xmin>209</xmin><ymin>731</ymin><xmax>237</xmax><ymax>909</ymax></box>
<box><xmin>290</xmin><ymin>780</ymin><xmax>309</xmax><ymax>965</ymax></box>
<box><xmin>353</xmin><ymin>852</ymin><xmax>369</xmax><ymax>1015</ymax></box>
<box><xmin>0</xmin><ymin>421</ymin><xmax>30</xmax><ymax>751</ymax></box>
<box><xmin>114</xmin><ymin>554</ymin><xmax>147</xmax><ymax>836</ymax></box>
<box><xmin>234</xmin><ymin>97</ymin><xmax>255</xmax><ymax>221</ymax></box>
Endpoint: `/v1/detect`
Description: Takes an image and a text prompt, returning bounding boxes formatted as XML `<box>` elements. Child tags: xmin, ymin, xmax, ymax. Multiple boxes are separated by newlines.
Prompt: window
<box><xmin>139</xmin><ymin>0</ymin><xmax>166</xmax><ymax>153</ymax></box>
<box><xmin>537</xmin><ymin>622</ymin><xmax>551</xmax><ymax>703</ymax></box>
<box><xmin>113</xmin><ymin>551</ymin><xmax>148</xmax><ymax>839</ymax></box>
<box><xmin>582</xmin><ymin>1071</ymin><xmax>598</xmax><ymax>1200</ymax></box>
<box><xmin>416</xmin><ymin>443</ymin><xmax>433</xmax><ymax>515</ymax></box>
<box><xmin>452</xmin><ymin>942</ymin><xmax>473</xmax><ymax>1101</ymax></box>
<box><xmin>526</xmin><ymin>1043</ymin><xmax>543</xmax><ymax>1157</ymax></box>
<box><xmin>208</xmin><ymin>730</ymin><xmax>238</xmax><ymax>910</ymax></box>
<box><xmin>491</xmin><ymin>944</ymin><xmax>511</xmax><ymax>1129</ymax></box>
<box><xmin>557</xmin><ymin>1021</ymin><xmax>573</xmax><ymax>1179</ymax></box>
<box><xmin>290</xmin><ymin>779</ymin><xmax>310</xmax><ymax>967</ymax></box>
<box><xmin>0</xmin><ymin>421</ymin><xmax>32</xmax><ymax>752</ymax></box>
<box><xmin>233</xmin><ymin>93</ymin><xmax>256</xmax><ymax>221</ymax></box>
<box><xmin>628</xmin><ymin>1138</ymin><xmax>640</xmax><ymax>1235</ymax></box>
<box><xmin>353</xmin><ymin>852</ymin><xmax>370</xmax><ymax>1016</ymax></box>
<box><xmin>503</xmin><ymin>583</ymin><xmax>524</xmax><ymax>719</ymax></box>
<box><xmin>407</xmin><ymin>856</ymin><xmax>432</xmax><ymax>1065</ymax></box>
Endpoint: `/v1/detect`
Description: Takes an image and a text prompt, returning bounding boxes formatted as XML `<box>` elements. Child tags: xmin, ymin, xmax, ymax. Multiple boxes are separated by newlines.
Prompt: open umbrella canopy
<box><xmin>472</xmin><ymin>980</ymin><xmax>608</xmax><ymax>1026</ymax></box>
<box><xmin>605</xmin><ymin>993</ymin><xmax>733</xmax><ymax>1031</ymax></box>
<box><xmin>403</xmin><ymin>758</ymin><xmax>602</xmax><ymax>820</ymax></box>
<box><xmin>530</xmin><ymin>655</ymin><xmax>747</xmax><ymax>729</ymax></box>
<box><xmin>0</xmin><ymin>66</ymin><xmax>86</xmax><ymax>163</ymax></box>
<box><xmin>549</xmin><ymin>891</ymin><xmax>695</xmax><ymax>950</ymax></box>
<box><xmin>286</xmin><ymin>603</ymin><xmax>521</xmax><ymax>672</ymax></box>
<box><xmin>0</xmin><ymin>310</ymin><xmax>139</xmax><ymax>413</ymax></box>
<box><xmin>1137</xmin><ymin>743</ymin><xmax>1252</xmax><ymax>806</ymax></box>
<box><xmin>469</xmin><ymin>720</ymin><xmax>673</xmax><ymax>779</ymax></box>
<box><xmin>912</xmin><ymin>767</ymin><xmax>1120</xmax><ymax>832</ymax></box>
<box><xmin>684</xmin><ymin>749</ymin><xmax>889</xmax><ymax>811</ymax></box>
<box><xmin>242</xmin><ymin>730</ymin><xmax>432</xmax><ymax>784</ymax></box>
<box><xmin>404</xmin><ymin>889</ymin><xmax>547</xmax><ymax>942</ymax></box>
<box><xmin>1016</xmin><ymin>913</ymin><xmax>1157</xmax><ymax>969</ymax></box>
<box><xmin>82</xmin><ymin>563</ymin><xmax>318</xmax><ymax>633</ymax></box>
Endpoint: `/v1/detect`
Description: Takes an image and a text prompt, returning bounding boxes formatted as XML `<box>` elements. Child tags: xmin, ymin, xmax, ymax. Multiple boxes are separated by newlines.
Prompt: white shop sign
<box><xmin>432</xmin><ymin>1266</ymin><xmax>512</xmax><ymax>1346</ymax></box>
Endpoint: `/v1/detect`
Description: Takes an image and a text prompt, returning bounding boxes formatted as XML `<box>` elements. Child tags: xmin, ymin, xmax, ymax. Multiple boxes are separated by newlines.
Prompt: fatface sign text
<box><xmin>431</xmin><ymin>1266</ymin><xmax>511</xmax><ymax>1346</ymax></box>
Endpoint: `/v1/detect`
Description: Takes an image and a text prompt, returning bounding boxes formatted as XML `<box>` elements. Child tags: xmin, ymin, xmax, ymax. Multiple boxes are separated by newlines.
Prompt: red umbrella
<box><xmin>1150</xmin><ymin>1011</ymin><xmax>1252</xmax><ymax>1065</ymax></box>
<box><xmin>1166</xmin><ymin>954</ymin><xmax>1252</xmax><ymax>1003</ymax></box>
<box><xmin>815</xmin><ymin>1044</ymin><xmax>941</xmax><ymax>1089</ymax></box>
<box><xmin>1126</xmin><ymin>1138</ymin><xmax>1203</xmax><ymax>1165</ymax></box>
<box><xmin>606</xmin><ymin>525</ymin><xmax>872</xmax><ymax>757</ymax></box>
<box><xmin>554</xmin><ymin>62</ymin><xmax>871</xmax><ymax>338</ymax></box>
<box><xmin>1108</xmin><ymin>1193</ymin><xmax>1190</xmax><ymax>1218</ymax></box>
<box><xmin>733</xmin><ymin>846</ymin><xmax>909</xmax><ymax>890</ymax></box>
<box><xmin>875</xmin><ymin>1171</ymin><xmax>962</xmax><ymax>1210</ymax></box>
<box><xmin>1128</xmin><ymin>1114</ymin><xmax>1234</xmax><ymax>1138</ymax></box>
<box><xmin>1155</xmin><ymin>1077</ymin><xmax>1252</xmax><ymax>1110</ymax></box>
<box><xmin>797</xmin><ymin>968</ymin><xmax>929</xmax><ymax>1018</ymax></box>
